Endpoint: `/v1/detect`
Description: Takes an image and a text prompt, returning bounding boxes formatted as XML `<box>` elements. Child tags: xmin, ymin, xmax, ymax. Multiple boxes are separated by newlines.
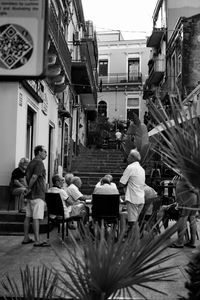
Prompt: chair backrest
<box><xmin>91</xmin><ymin>194</ymin><xmax>120</xmax><ymax>219</ymax></box>
<box><xmin>45</xmin><ymin>193</ymin><xmax>64</xmax><ymax>217</ymax></box>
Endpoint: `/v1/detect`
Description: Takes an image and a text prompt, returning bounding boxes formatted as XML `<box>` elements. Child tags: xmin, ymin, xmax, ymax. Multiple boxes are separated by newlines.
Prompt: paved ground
<box><xmin>0</xmin><ymin>221</ymin><xmax>200</xmax><ymax>300</ymax></box>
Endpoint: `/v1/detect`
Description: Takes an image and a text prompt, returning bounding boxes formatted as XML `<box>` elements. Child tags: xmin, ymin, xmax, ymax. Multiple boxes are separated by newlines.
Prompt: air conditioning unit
<box><xmin>73</xmin><ymin>31</ymin><xmax>80</xmax><ymax>45</ymax></box>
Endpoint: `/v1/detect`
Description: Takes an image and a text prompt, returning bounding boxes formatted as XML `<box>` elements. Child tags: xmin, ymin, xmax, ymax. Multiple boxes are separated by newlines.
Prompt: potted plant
<box><xmin>1</xmin><ymin>224</ymin><xmax>179</xmax><ymax>300</ymax></box>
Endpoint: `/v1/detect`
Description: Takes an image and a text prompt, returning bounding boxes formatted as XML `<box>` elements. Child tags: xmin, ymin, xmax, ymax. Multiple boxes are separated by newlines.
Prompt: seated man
<box><xmin>65</xmin><ymin>176</ymin><xmax>89</xmax><ymax>224</ymax></box>
<box><xmin>10</xmin><ymin>157</ymin><xmax>29</xmax><ymax>212</ymax></box>
<box><xmin>48</xmin><ymin>174</ymin><xmax>72</xmax><ymax>220</ymax></box>
<box><xmin>93</xmin><ymin>176</ymin><xmax>119</xmax><ymax>195</ymax></box>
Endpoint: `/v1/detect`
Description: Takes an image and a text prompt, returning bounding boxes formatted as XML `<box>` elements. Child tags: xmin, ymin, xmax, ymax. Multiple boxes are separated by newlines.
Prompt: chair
<box><xmin>91</xmin><ymin>194</ymin><xmax>120</xmax><ymax>236</ymax></box>
<box><xmin>45</xmin><ymin>193</ymin><xmax>82</xmax><ymax>240</ymax></box>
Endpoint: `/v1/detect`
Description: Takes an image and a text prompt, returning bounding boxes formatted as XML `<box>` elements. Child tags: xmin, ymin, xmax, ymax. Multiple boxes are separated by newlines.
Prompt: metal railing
<box><xmin>99</xmin><ymin>73</ymin><xmax>142</xmax><ymax>84</ymax></box>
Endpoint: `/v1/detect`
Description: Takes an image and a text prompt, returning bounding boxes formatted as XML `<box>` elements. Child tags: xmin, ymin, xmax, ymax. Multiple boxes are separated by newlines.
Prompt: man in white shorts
<box><xmin>119</xmin><ymin>149</ymin><xmax>145</xmax><ymax>236</ymax></box>
<box><xmin>22</xmin><ymin>145</ymin><xmax>49</xmax><ymax>247</ymax></box>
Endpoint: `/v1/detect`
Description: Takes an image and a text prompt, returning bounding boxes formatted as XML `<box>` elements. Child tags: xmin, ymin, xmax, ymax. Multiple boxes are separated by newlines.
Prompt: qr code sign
<box><xmin>0</xmin><ymin>24</ymin><xmax>33</xmax><ymax>69</ymax></box>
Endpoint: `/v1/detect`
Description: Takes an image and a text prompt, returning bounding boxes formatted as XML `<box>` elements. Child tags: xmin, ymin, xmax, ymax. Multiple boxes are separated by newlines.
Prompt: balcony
<box><xmin>147</xmin><ymin>57</ymin><xmax>165</xmax><ymax>85</ymax></box>
<box><xmin>99</xmin><ymin>73</ymin><xmax>142</xmax><ymax>85</ymax></box>
<box><xmin>71</xmin><ymin>38</ymin><xmax>98</xmax><ymax>109</ymax></box>
<box><xmin>48</xmin><ymin>2</ymin><xmax>71</xmax><ymax>83</ymax></box>
<box><xmin>146</xmin><ymin>28</ymin><xmax>165</xmax><ymax>48</ymax></box>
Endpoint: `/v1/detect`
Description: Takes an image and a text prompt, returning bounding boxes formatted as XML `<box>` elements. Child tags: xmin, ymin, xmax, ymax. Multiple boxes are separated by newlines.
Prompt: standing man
<box><xmin>119</xmin><ymin>149</ymin><xmax>145</xmax><ymax>235</ymax></box>
<box><xmin>22</xmin><ymin>145</ymin><xmax>49</xmax><ymax>247</ymax></box>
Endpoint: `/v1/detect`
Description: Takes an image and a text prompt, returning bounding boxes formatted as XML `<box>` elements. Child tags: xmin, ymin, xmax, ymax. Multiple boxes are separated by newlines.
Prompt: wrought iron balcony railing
<box><xmin>99</xmin><ymin>73</ymin><xmax>142</xmax><ymax>85</ymax></box>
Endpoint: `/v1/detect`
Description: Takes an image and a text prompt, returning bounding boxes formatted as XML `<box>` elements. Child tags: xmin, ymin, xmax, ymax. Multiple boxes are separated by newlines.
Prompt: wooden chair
<box><xmin>91</xmin><ymin>194</ymin><xmax>120</xmax><ymax>237</ymax></box>
<box><xmin>45</xmin><ymin>193</ymin><xmax>82</xmax><ymax>240</ymax></box>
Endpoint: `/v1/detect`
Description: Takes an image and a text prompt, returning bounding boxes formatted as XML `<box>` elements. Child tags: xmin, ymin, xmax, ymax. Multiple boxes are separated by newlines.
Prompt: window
<box><xmin>127</xmin><ymin>98</ymin><xmax>139</xmax><ymax>107</ymax></box>
<box><xmin>99</xmin><ymin>60</ymin><xmax>108</xmax><ymax>76</ymax></box>
<box><xmin>128</xmin><ymin>58</ymin><xmax>140</xmax><ymax>82</ymax></box>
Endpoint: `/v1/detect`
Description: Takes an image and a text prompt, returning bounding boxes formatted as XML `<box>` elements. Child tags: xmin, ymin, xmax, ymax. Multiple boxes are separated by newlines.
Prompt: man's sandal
<box><xmin>33</xmin><ymin>241</ymin><xmax>50</xmax><ymax>247</ymax></box>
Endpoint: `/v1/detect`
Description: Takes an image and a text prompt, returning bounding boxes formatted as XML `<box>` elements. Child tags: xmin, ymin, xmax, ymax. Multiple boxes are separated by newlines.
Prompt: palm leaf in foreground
<box><xmin>1</xmin><ymin>265</ymin><xmax>59</xmax><ymax>299</ymax></box>
<box><xmin>51</xmin><ymin>223</ymin><xmax>178</xmax><ymax>300</ymax></box>
<box><xmin>149</xmin><ymin>98</ymin><xmax>200</xmax><ymax>189</ymax></box>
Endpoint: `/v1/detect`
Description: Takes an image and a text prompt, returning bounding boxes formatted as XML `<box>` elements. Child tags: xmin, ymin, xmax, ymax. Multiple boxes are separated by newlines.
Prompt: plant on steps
<box><xmin>123</xmin><ymin>112</ymin><xmax>155</xmax><ymax>168</ymax></box>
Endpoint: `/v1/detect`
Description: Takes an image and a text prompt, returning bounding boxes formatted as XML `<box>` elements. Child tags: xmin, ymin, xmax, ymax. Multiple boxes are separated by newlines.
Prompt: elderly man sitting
<box><xmin>48</xmin><ymin>174</ymin><xmax>86</xmax><ymax>230</ymax></box>
<box><xmin>65</xmin><ymin>176</ymin><xmax>89</xmax><ymax>224</ymax></box>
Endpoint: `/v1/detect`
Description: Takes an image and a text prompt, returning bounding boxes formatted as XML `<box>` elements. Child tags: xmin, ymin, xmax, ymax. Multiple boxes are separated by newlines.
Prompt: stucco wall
<box><xmin>0</xmin><ymin>82</ymin><xmax>18</xmax><ymax>185</ymax></box>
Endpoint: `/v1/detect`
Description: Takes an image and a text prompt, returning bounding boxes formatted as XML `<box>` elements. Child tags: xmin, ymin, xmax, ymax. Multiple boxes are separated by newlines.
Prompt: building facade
<box><xmin>0</xmin><ymin>0</ymin><xmax>98</xmax><ymax>209</ymax></box>
<box><xmin>144</xmin><ymin>0</ymin><xmax>200</xmax><ymax>123</ymax></box>
<box><xmin>97</xmin><ymin>31</ymin><xmax>150</xmax><ymax>125</ymax></box>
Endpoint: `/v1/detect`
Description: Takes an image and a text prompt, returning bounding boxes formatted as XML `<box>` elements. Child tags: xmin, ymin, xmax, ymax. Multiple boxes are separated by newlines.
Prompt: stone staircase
<box><xmin>70</xmin><ymin>148</ymin><xmax>127</xmax><ymax>194</ymax></box>
<box><xmin>0</xmin><ymin>147</ymin><xmax>127</xmax><ymax>235</ymax></box>
<box><xmin>0</xmin><ymin>210</ymin><xmax>49</xmax><ymax>236</ymax></box>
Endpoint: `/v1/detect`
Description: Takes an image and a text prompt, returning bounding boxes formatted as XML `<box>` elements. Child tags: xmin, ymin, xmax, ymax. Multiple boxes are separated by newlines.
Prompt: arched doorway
<box><xmin>98</xmin><ymin>100</ymin><xmax>107</xmax><ymax>117</ymax></box>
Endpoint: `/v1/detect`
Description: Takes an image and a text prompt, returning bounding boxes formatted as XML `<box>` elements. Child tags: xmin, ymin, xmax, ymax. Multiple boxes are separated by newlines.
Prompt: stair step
<box><xmin>70</xmin><ymin>147</ymin><xmax>126</xmax><ymax>197</ymax></box>
<box><xmin>0</xmin><ymin>211</ymin><xmax>49</xmax><ymax>235</ymax></box>
<box><xmin>0</xmin><ymin>210</ymin><xmax>25</xmax><ymax>222</ymax></box>
<box><xmin>0</xmin><ymin>221</ymin><xmax>48</xmax><ymax>234</ymax></box>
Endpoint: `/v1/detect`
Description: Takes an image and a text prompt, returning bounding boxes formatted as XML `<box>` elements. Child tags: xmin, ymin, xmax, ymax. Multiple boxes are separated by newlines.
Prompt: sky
<box><xmin>82</xmin><ymin>0</ymin><xmax>158</xmax><ymax>40</ymax></box>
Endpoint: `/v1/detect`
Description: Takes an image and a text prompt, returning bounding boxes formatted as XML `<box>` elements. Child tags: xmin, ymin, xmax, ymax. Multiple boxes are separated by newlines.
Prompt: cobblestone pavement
<box><xmin>0</xmin><ymin>220</ymin><xmax>200</xmax><ymax>300</ymax></box>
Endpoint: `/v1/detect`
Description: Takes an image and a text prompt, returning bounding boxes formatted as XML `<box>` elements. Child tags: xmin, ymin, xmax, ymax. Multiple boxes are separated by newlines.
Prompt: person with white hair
<box><xmin>93</xmin><ymin>176</ymin><xmax>119</xmax><ymax>195</ymax></box>
<box><xmin>119</xmin><ymin>149</ymin><xmax>145</xmax><ymax>236</ymax></box>
<box><xmin>65</xmin><ymin>176</ymin><xmax>89</xmax><ymax>224</ymax></box>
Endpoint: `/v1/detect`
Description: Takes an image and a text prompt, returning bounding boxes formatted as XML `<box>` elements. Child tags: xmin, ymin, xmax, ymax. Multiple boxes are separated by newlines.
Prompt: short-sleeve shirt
<box><xmin>10</xmin><ymin>167</ymin><xmax>26</xmax><ymax>190</ymax></box>
<box><xmin>48</xmin><ymin>187</ymin><xmax>71</xmax><ymax>218</ymax></box>
<box><xmin>93</xmin><ymin>183</ymin><xmax>119</xmax><ymax>195</ymax></box>
<box><xmin>115</xmin><ymin>131</ymin><xmax>122</xmax><ymax>140</ymax></box>
<box><xmin>66</xmin><ymin>184</ymin><xmax>83</xmax><ymax>204</ymax></box>
<box><xmin>26</xmin><ymin>158</ymin><xmax>46</xmax><ymax>200</ymax></box>
<box><xmin>120</xmin><ymin>161</ymin><xmax>145</xmax><ymax>204</ymax></box>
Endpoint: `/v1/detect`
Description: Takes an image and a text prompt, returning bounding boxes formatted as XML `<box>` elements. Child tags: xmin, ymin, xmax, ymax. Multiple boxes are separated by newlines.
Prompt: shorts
<box><xmin>26</xmin><ymin>198</ymin><xmax>45</xmax><ymax>220</ymax></box>
<box><xmin>126</xmin><ymin>202</ymin><xmax>144</xmax><ymax>222</ymax></box>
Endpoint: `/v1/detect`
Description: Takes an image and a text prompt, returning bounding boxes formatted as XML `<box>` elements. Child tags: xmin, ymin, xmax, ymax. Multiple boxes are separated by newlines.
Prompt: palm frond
<box><xmin>149</xmin><ymin>97</ymin><xmax>200</xmax><ymax>189</ymax></box>
<box><xmin>51</xmin><ymin>223</ymin><xmax>178</xmax><ymax>300</ymax></box>
<box><xmin>1</xmin><ymin>265</ymin><xmax>58</xmax><ymax>299</ymax></box>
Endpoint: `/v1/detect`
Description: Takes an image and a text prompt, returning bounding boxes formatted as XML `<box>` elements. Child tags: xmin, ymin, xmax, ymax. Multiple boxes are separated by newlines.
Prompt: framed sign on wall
<box><xmin>0</xmin><ymin>0</ymin><xmax>48</xmax><ymax>80</ymax></box>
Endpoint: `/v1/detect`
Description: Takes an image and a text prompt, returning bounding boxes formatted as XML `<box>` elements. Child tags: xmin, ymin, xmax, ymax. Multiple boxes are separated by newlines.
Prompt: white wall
<box><xmin>0</xmin><ymin>82</ymin><xmax>18</xmax><ymax>184</ymax></box>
